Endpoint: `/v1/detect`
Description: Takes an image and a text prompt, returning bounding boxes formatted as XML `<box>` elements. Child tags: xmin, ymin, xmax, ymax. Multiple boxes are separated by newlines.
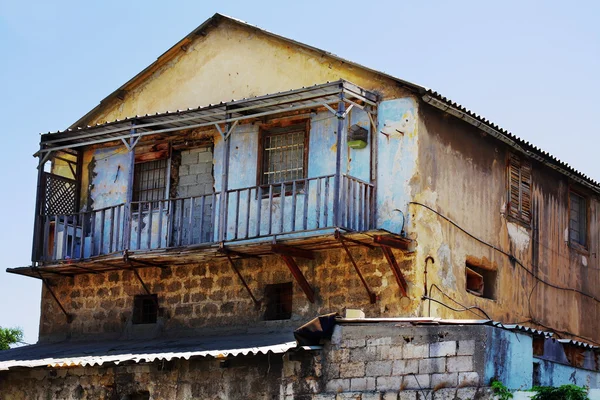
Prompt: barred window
<box><xmin>133</xmin><ymin>294</ymin><xmax>158</xmax><ymax>324</ymax></box>
<box><xmin>569</xmin><ymin>191</ymin><xmax>587</xmax><ymax>247</ymax></box>
<box><xmin>260</xmin><ymin>123</ymin><xmax>307</xmax><ymax>186</ymax></box>
<box><xmin>508</xmin><ymin>153</ymin><xmax>532</xmax><ymax>223</ymax></box>
<box><xmin>263</xmin><ymin>282</ymin><xmax>293</xmax><ymax>320</ymax></box>
<box><xmin>133</xmin><ymin>159</ymin><xmax>167</xmax><ymax>207</ymax></box>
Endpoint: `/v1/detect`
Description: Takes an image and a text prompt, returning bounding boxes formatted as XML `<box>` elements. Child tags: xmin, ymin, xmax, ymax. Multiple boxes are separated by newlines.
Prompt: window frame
<box><xmin>256</xmin><ymin>120</ymin><xmax>310</xmax><ymax>190</ymax></box>
<box><xmin>263</xmin><ymin>282</ymin><xmax>293</xmax><ymax>321</ymax></box>
<box><xmin>132</xmin><ymin>294</ymin><xmax>159</xmax><ymax>324</ymax></box>
<box><xmin>132</xmin><ymin>158</ymin><xmax>169</xmax><ymax>210</ymax></box>
<box><xmin>507</xmin><ymin>153</ymin><xmax>532</xmax><ymax>225</ymax></box>
<box><xmin>568</xmin><ymin>189</ymin><xmax>589</xmax><ymax>250</ymax></box>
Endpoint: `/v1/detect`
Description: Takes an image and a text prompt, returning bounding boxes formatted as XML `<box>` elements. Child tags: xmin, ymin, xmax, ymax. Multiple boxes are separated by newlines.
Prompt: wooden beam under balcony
<box><xmin>270</xmin><ymin>244</ymin><xmax>315</xmax><ymax>260</ymax></box>
<box><xmin>374</xmin><ymin>235</ymin><xmax>416</xmax><ymax>252</ymax></box>
<box><xmin>280</xmin><ymin>255</ymin><xmax>315</xmax><ymax>303</ymax></box>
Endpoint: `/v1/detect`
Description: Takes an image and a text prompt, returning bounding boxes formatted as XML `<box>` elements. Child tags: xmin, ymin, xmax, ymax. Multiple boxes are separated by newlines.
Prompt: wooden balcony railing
<box><xmin>36</xmin><ymin>175</ymin><xmax>374</xmax><ymax>263</ymax></box>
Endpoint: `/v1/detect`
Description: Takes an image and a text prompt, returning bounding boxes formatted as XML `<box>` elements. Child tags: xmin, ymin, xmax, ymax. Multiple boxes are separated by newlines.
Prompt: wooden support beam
<box><xmin>334</xmin><ymin>230</ymin><xmax>375</xmax><ymax>249</ymax></box>
<box><xmin>225</xmin><ymin>253</ymin><xmax>261</xmax><ymax>309</ymax></box>
<box><xmin>380</xmin><ymin>246</ymin><xmax>408</xmax><ymax>297</ymax></box>
<box><xmin>271</xmin><ymin>244</ymin><xmax>315</xmax><ymax>260</ymax></box>
<box><xmin>217</xmin><ymin>247</ymin><xmax>260</xmax><ymax>259</ymax></box>
<box><xmin>280</xmin><ymin>255</ymin><xmax>315</xmax><ymax>303</ymax></box>
<box><xmin>127</xmin><ymin>257</ymin><xmax>168</xmax><ymax>269</ymax></box>
<box><xmin>339</xmin><ymin>239</ymin><xmax>376</xmax><ymax>304</ymax></box>
<box><xmin>374</xmin><ymin>235</ymin><xmax>414</xmax><ymax>252</ymax></box>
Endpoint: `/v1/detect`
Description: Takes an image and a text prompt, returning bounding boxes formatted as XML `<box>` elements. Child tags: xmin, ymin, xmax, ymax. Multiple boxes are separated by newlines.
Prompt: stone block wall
<box><xmin>39</xmin><ymin>247</ymin><xmax>416</xmax><ymax>341</ymax></box>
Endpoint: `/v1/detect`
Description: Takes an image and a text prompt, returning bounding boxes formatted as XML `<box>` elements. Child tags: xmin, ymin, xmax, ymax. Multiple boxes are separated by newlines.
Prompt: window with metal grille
<box><xmin>263</xmin><ymin>282</ymin><xmax>293</xmax><ymax>320</ymax></box>
<box><xmin>133</xmin><ymin>294</ymin><xmax>158</xmax><ymax>324</ymax></box>
<box><xmin>260</xmin><ymin>123</ymin><xmax>307</xmax><ymax>187</ymax></box>
<box><xmin>508</xmin><ymin>153</ymin><xmax>532</xmax><ymax>223</ymax></box>
<box><xmin>569</xmin><ymin>191</ymin><xmax>587</xmax><ymax>247</ymax></box>
<box><xmin>133</xmin><ymin>159</ymin><xmax>167</xmax><ymax>208</ymax></box>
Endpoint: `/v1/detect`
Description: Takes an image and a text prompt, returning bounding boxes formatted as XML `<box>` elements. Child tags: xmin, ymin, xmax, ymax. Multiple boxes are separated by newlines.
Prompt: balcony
<box><xmin>11</xmin><ymin>80</ymin><xmax>414</xmax><ymax>281</ymax></box>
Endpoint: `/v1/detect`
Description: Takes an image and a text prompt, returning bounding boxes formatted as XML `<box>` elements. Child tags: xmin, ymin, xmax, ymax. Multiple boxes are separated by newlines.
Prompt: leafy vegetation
<box><xmin>491</xmin><ymin>379</ymin><xmax>513</xmax><ymax>400</ymax></box>
<box><xmin>531</xmin><ymin>384</ymin><xmax>589</xmax><ymax>400</ymax></box>
<box><xmin>0</xmin><ymin>327</ymin><xmax>24</xmax><ymax>350</ymax></box>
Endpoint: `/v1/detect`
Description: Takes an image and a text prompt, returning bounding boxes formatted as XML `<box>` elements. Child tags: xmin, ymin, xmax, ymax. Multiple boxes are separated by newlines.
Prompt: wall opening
<box><xmin>263</xmin><ymin>282</ymin><xmax>293</xmax><ymax>321</ymax></box>
<box><xmin>465</xmin><ymin>263</ymin><xmax>496</xmax><ymax>299</ymax></box>
<box><xmin>133</xmin><ymin>294</ymin><xmax>158</xmax><ymax>324</ymax></box>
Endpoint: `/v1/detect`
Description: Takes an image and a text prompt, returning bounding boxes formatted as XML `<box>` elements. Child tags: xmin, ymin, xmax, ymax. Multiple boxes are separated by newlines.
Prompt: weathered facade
<box><xmin>2</xmin><ymin>13</ymin><xmax>600</xmax><ymax>400</ymax></box>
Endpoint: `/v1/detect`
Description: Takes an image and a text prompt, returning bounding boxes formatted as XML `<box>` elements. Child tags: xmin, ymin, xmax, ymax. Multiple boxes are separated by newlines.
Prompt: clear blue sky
<box><xmin>0</xmin><ymin>0</ymin><xmax>598</xmax><ymax>345</ymax></box>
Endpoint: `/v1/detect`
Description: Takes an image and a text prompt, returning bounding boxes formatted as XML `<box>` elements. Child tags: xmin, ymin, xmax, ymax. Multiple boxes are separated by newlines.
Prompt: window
<box><xmin>569</xmin><ymin>191</ymin><xmax>587</xmax><ymax>247</ymax></box>
<box><xmin>133</xmin><ymin>294</ymin><xmax>158</xmax><ymax>324</ymax></box>
<box><xmin>133</xmin><ymin>159</ymin><xmax>168</xmax><ymax>208</ymax></box>
<box><xmin>263</xmin><ymin>282</ymin><xmax>293</xmax><ymax>320</ymax></box>
<box><xmin>260</xmin><ymin>123</ymin><xmax>308</xmax><ymax>187</ymax></box>
<box><xmin>507</xmin><ymin>153</ymin><xmax>532</xmax><ymax>223</ymax></box>
<box><xmin>465</xmin><ymin>263</ymin><xmax>496</xmax><ymax>300</ymax></box>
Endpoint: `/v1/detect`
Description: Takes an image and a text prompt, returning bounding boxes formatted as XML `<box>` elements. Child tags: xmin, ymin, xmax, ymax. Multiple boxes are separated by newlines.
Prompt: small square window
<box><xmin>569</xmin><ymin>191</ymin><xmax>587</xmax><ymax>247</ymax></box>
<box><xmin>465</xmin><ymin>263</ymin><xmax>496</xmax><ymax>300</ymax></box>
<box><xmin>263</xmin><ymin>282</ymin><xmax>293</xmax><ymax>321</ymax></box>
<box><xmin>133</xmin><ymin>294</ymin><xmax>158</xmax><ymax>324</ymax></box>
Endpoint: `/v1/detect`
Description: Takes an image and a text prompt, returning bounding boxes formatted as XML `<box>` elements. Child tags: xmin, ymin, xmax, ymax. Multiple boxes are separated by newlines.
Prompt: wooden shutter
<box><xmin>508</xmin><ymin>153</ymin><xmax>532</xmax><ymax>223</ymax></box>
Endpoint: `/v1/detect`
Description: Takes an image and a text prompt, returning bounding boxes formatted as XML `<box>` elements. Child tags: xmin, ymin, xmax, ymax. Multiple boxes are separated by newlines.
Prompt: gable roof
<box><xmin>65</xmin><ymin>13</ymin><xmax>599</xmax><ymax>192</ymax></box>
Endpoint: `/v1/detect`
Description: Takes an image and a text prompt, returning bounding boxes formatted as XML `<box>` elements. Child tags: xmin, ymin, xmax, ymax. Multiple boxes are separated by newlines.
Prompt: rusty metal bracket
<box><xmin>35</xmin><ymin>270</ymin><xmax>73</xmax><ymax>323</ymax></box>
<box><xmin>280</xmin><ymin>255</ymin><xmax>315</xmax><ymax>303</ymax></box>
<box><xmin>380</xmin><ymin>246</ymin><xmax>408</xmax><ymax>297</ymax></box>
<box><xmin>225</xmin><ymin>253</ymin><xmax>261</xmax><ymax>309</ymax></box>
<box><xmin>339</xmin><ymin>237</ymin><xmax>377</xmax><ymax>304</ymax></box>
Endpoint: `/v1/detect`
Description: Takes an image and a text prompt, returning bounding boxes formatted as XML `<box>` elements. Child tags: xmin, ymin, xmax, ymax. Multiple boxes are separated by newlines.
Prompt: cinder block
<box><xmin>402</xmin><ymin>374</ymin><xmax>431</xmax><ymax>390</ymax></box>
<box><xmin>350</xmin><ymin>346</ymin><xmax>378</xmax><ymax>363</ymax></box>
<box><xmin>399</xmin><ymin>391</ymin><xmax>418</xmax><ymax>400</ymax></box>
<box><xmin>382</xmin><ymin>392</ymin><xmax>398</xmax><ymax>400</ymax></box>
<box><xmin>328</xmin><ymin>348</ymin><xmax>350</xmax><ymax>364</ymax></box>
<box><xmin>429</xmin><ymin>341</ymin><xmax>456</xmax><ymax>358</ymax></box>
<box><xmin>458</xmin><ymin>371</ymin><xmax>480</xmax><ymax>386</ymax></box>
<box><xmin>350</xmin><ymin>377</ymin><xmax>376</xmax><ymax>391</ymax></box>
<box><xmin>418</xmin><ymin>358</ymin><xmax>445</xmax><ymax>374</ymax></box>
<box><xmin>181</xmin><ymin>151</ymin><xmax>198</xmax><ymax>165</ymax></box>
<box><xmin>197</xmin><ymin>152</ymin><xmax>213</xmax><ymax>163</ymax></box>
<box><xmin>376</xmin><ymin>376</ymin><xmax>402</xmax><ymax>391</ymax></box>
<box><xmin>335</xmin><ymin>392</ymin><xmax>361</xmax><ymax>400</ymax></box>
<box><xmin>313</xmin><ymin>394</ymin><xmax>336</xmax><ymax>400</ymax></box>
<box><xmin>456</xmin><ymin>340</ymin><xmax>476</xmax><ymax>356</ymax></box>
<box><xmin>178</xmin><ymin>174</ymin><xmax>197</xmax><ymax>186</ymax></box>
<box><xmin>325</xmin><ymin>379</ymin><xmax>350</xmax><ymax>393</ymax></box>
<box><xmin>446</xmin><ymin>356</ymin><xmax>473</xmax><ymax>373</ymax></box>
<box><xmin>392</xmin><ymin>360</ymin><xmax>418</xmax><ymax>375</ymax></box>
<box><xmin>388</xmin><ymin>345</ymin><xmax>403</xmax><ymax>360</ymax></box>
<box><xmin>367</xmin><ymin>337</ymin><xmax>392</xmax><ymax>346</ymax></box>
<box><xmin>431</xmin><ymin>373</ymin><xmax>458</xmax><ymax>389</ymax></box>
<box><xmin>342</xmin><ymin>339</ymin><xmax>366</xmax><ymax>348</ymax></box>
<box><xmin>403</xmin><ymin>343</ymin><xmax>429</xmax><ymax>359</ymax></box>
<box><xmin>340</xmin><ymin>362</ymin><xmax>366</xmax><ymax>378</ymax></box>
<box><xmin>366</xmin><ymin>361</ymin><xmax>393</xmax><ymax>377</ymax></box>
<box><xmin>362</xmin><ymin>393</ymin><xmax>383</xmax><ymax>400</ymax></box>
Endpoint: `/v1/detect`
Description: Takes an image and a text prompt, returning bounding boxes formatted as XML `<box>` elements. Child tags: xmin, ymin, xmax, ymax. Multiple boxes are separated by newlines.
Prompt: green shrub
<box><xmin>531</xmin><ymin>384</ymin><xmax>589</xmax><ymax>400</ymax></box>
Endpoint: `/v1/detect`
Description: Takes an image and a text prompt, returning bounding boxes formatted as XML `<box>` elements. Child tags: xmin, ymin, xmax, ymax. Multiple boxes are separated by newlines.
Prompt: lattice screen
<box><xmin>43</xmin><ymin>173</ymin><xmax>77</xmax><ymax>215</ymax></box>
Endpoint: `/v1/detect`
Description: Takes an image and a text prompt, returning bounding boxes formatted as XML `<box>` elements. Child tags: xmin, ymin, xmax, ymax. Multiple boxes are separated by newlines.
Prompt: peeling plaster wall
<box><xmin>85</xmin><ymin>20</ymin><xmax>411</xmax><ymax>127</ymax></box>
<box><xmin>408</xmin><ymin>103</ymin><xmax>600</xmax><ymax>343</ymax></box>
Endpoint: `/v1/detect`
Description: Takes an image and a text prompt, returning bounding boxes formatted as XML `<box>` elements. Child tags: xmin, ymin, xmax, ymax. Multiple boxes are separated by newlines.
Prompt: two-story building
<box><xmin>1</xmin><ymin>13</ymin><xmax>600</xmax><ymax>400</ymax></box>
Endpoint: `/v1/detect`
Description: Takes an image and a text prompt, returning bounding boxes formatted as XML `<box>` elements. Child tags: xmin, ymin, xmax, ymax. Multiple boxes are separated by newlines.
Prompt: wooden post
<box><xmin>218</xmin><ymin>116</ymin><xmax>231</xmax><ymax>242</ymax></box>
<box><xmin>31</xmin><ymin>153</ymin><xmax>47</xmax><ymax>263</ymax></box>
<box><xmin>333</xmin><ymin>90</ymin><xmax>346</xmax><ymax>227</ymax></box>
<box><xmin>122</xmin><ymin>125</ymin><xmax>136</xmax><ymax>251</ymax></box>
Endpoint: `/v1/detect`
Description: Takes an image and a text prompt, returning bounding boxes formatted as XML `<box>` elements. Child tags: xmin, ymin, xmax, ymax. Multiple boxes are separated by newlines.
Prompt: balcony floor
<box><xmin>9</xmin><ymin>229</ymin><xmax>415</xmax><ymax>279</ymax></box>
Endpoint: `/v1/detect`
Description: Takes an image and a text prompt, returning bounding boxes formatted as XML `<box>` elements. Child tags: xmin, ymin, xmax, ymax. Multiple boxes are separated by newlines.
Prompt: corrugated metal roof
<box><xmin>58</xmin><ymin>13</ymin><xmax>599</xmax><ymax>192</ymax></box>
<box><xmin>0</xmin><ymin>332</ymin><xmax>319</xmax><ymax>371</ymax></box>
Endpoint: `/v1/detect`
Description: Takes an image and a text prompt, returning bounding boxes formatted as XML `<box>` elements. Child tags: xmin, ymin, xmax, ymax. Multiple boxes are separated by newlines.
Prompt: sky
<box><xmin>0</xmin><ymin>0</ymin><xmax>598</xmax><ymax>345</ymax></box>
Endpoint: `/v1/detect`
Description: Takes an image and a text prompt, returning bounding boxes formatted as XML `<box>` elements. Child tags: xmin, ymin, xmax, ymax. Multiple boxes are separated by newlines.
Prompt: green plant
<box><xmin>491</xmin><ymin>379</ymin><xmax>513</xmax><ymax>400</ymax></box>
<box><xmin>0</xmin><ymin>327</ymin><xmax>23</xmax><ymax>350</ymax></box>
<box><xmin>531</xmin><ymin>384</ymin><xmax>589</xmax><ymax>400</ymax></box>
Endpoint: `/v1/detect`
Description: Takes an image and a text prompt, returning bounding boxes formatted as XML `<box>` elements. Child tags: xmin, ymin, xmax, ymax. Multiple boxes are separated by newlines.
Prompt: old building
<box><xmin>1</xmin><ymin>13</ymin><xmax>600</xmax><ymax>399</ymax></box>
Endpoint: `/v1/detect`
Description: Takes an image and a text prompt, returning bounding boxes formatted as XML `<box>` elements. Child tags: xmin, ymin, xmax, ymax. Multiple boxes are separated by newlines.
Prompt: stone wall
<box><xmin>39</xmin><ymin>247</ymin><xmax>416</xmax><ymax>342</ymax></box>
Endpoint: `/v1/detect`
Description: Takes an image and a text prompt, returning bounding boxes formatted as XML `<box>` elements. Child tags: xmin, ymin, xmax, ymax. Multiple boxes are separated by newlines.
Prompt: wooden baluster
<box><xmin>136</xmin><ymin>205</ymin><xmax>142</xmax><ymax>251</ymax></box>
<box><xmin>279</xmin><ymin>183</ymin><xmax>285</xmax><ymax>234</ymax></box>
<box><xmin>267</xmin><ymin>185</ymin><xmax>273</xmax><ymax>235</ymax></box>
<box><xmin>302</xmin><ymin>179</ymin><xmax>309</xmax><ymax>230</ymax></box>
<box><xmin>255</xmin><ymin>186</ymin><xmax>262</xmax><ymax>237</ymax></box>
<box><xmin>315</xmin><ymin>178</ymin><xmax>321</xmax><ymax>229</ymax></box>
<box><xmin>244</xmin><ymin>189</ymin><xmax>251</xmax><ymax>239</ymax></box>
<box><xmin>147</xmin><ymin>202</ymin><xmax>154</xmax><ymax>249</ymax></box>
<box><xmin>157</xmin><ymin>201</ymin><xmax>164</xmax><ymax>248</ymax></box>
<box><xmin>291</xmin><ymin>181</ymin><xmax>297</xmax><ymax>232</ymax></box>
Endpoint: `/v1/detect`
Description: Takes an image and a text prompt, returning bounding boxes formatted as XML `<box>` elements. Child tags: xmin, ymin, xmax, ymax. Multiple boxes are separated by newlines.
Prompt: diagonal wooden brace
<box><xmin>226</xmin><ymin>253</ymin><xmax>261</xmax><ymax>309</ymax></box>
<box><xmin>380</xmin><ymin>246</ymin><xmax>408</xmax><ymax>297</ymax></box>
<box><xmin>280</xmin><ymin>255</ymin><xmax>315</xmax><ymax>303</ymax></box>
<box><xmin>339</xmin><ymin>239</ymin><xmax>377</xmax><ymax>304</ymax></box>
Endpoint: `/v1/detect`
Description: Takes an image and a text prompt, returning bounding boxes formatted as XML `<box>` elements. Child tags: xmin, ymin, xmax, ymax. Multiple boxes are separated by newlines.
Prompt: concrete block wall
<box><xmin>315</xmin><ymin>323</ymin><xmax>494</xmax><ymax>400</ymax></box>
<box><xmin>176</xmin><ymin>146</ymin><xmax>214</xmax><ymax>243</ymax></box>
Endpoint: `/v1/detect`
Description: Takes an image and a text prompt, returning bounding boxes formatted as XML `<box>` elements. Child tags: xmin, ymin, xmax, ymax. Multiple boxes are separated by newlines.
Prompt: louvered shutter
<box><xmin>508</xmin><ymin>153</ymin><xmax>532</xmax><ymax>223</ymax></box>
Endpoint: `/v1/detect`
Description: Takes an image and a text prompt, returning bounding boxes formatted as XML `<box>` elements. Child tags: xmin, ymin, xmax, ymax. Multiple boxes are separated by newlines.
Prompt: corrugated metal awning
<box><xmin>38</xmin><ymin>80</ymin><xmax>377</xmax><ymax>154</ymax></box>
<box><xmin>0</xmin><ymin>332</ymin><xmax>320</xmax><ymax>371</ymax></box>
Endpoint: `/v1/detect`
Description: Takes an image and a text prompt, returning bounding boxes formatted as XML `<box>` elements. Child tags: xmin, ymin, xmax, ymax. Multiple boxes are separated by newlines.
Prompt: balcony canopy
<box><xmin>38</xmin><ymin>80</ymin><xmax>378</xmax><ymax>154</ymax></box>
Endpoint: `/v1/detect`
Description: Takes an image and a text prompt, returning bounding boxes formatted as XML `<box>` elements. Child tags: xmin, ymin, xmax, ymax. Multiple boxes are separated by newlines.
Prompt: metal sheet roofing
<box><xmin>0</xmin><ymin>332</ymin><xmax>317</xmax><ymax>371</ymax></box>
<box><xmin>44</xmin><ymin>13</ymin><xmax>599</xmax><ymax>191</ymax></box>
